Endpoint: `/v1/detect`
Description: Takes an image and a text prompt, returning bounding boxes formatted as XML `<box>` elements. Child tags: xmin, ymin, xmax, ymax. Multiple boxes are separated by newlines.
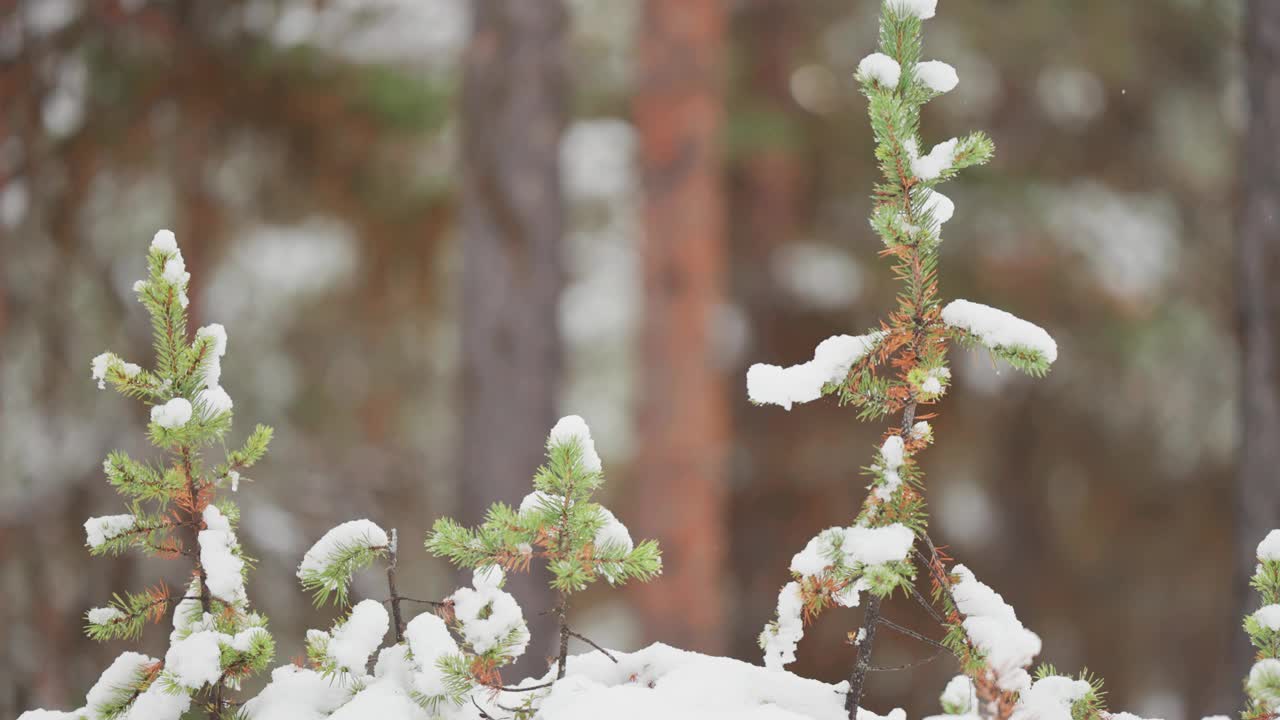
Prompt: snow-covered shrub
<box><xmin>242</xmin><ymin>414</ymin><xmax>659</xmax><ymax>719</ymax></box>
<box><xmin>22</xmin><ymin>231</ymin><xmax>276</xmax><ymax>719</ymax></box>
<box><xmin>427</xmin><ymin>415</ymin><xmax>663</xmax><ymax>680</ymax></box>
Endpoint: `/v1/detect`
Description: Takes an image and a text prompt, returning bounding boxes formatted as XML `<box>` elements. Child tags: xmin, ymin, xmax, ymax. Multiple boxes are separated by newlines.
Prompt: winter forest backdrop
<box><xmin>0</xmin><ymin>0</ymin><xmax>1267</xmax><ymax>718</ymax></box>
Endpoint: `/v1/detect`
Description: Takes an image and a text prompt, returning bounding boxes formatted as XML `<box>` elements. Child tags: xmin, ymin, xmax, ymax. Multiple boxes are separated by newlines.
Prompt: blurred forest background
<box><xmin>0</xmin><ymin>0</ymin><xmax>1268</xmax><ymax>719</ymax></box>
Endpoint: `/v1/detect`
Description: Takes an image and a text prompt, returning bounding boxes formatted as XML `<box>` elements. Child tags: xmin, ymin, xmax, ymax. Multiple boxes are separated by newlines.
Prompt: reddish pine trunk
<box><xmin>632</xmin><ymin>0</ymin><xmax>730</xmax><ymax>654</ymax></box>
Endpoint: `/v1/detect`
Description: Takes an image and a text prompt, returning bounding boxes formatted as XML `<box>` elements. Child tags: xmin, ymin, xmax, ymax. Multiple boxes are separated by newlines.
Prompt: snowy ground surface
<box><xmin>505</xmin><ymin>643</ymin><xmax>854</xmax><ymax>720</ymax></box>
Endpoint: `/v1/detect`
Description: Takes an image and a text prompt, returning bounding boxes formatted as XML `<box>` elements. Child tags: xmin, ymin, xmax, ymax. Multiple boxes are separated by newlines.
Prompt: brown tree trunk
<box><xmin>1234</xmin><ymin>0</ymin><xmax>1280</xmax><ymax>706</ymax></box>
<box><xmin>632</xmin><ymin>0</ymin><xmax>730</xmax><ymax>654</ymax></box>
<box><xmin>458</xmin><ymin>0</ymin><xmax>568</xmax><ymax>671</ymax></box>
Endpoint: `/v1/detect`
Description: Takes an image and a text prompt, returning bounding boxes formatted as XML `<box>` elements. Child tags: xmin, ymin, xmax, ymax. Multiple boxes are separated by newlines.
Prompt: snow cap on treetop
<box><xmin>887</xmin><ymin>0</ymin><xmax>937</xmax><ymax>20</ymax></box>
<box><xmin>548</xmin><ymin>414</ymin><xmax>603</xmax><ymax>473</ymax></box>
<box><xmin>151</xmin><ymin>229</ymin><xmax>178</xmax><ymax>254</ymax></box>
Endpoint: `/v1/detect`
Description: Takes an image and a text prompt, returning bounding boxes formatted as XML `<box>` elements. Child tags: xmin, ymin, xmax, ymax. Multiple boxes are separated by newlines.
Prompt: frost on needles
<box><xmin>26</xmin><ymin>230</ymin><xmax>276</xmax><ymax>720</ymax></box>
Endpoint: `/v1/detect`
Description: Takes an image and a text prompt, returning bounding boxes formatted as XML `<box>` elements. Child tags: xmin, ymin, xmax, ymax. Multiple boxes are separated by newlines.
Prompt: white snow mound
<box><xmin>514</xmin><ymin>643</ymin><xmax>875</xmax><ymax>720</ymax></box>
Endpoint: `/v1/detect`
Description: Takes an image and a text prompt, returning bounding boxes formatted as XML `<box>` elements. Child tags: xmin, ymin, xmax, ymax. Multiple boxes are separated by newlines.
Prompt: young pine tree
<box><xmin>23</xmin><ymin>230</ymin><xmax>274</xmax><ymax>720</ymax></box>
<box><xmin>427</xmin><ymin>415</ymin><xmax>662</xmax><ymax>681</ymax></box>
<box><xmin>1244</xmin><ymin>531</ymin><xmax>1280</xmax><ymax>718</ymax></box>
<box><xmin>746</xmin><ymin>1</ymin><xmax>1062</xmax><ymax>718</ymax></box>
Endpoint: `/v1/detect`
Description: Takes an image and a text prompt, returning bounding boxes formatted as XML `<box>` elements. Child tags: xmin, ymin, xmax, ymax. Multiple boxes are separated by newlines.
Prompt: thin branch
<box><xmin>907</xmin><ymin>581</ymin><xmax>947</xmax><ymax>625</ymax></box>
<box><xmin>877</xmin><ymin>616</ymin><xmax>951</xmax><ymax>653</ymax></box>
<box><xmin>471</xmin><ymin>695</ymin><xmax>501</xmax><ymax>720</ymax></box>
<box><xmin>384</xmin><ymin>596</ymin><xmax>447</xmax><ymax>607</ymax></box>
<box><xmin>484</xmin><ymin>680</ymin><xmax>557</xmax><ymax>693</ymax></box>
<box><xmin>869</xmin><ymin>648</ymin><xmax>945</xmax><ymax>672</ymax></box>
<box><xmin>568</xmin><ymin>629</ymin><xmax>619</xmax><ymax>664</ymax></box>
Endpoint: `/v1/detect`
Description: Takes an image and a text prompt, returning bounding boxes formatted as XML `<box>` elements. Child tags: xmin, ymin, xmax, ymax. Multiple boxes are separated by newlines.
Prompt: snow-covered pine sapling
<box><xmin>747</xmin><ymin>1</ymin><xmax>1060</xmax><ymax>718</ymax></box>
<box><xmin>261</xmin><ymin>516</ymin><xmax>532</xmax><ymax>717</ymax></box>
<box><xmin>1244</xmin><ymin>531</ymin><xmax>1280</xmax><ymax>718</ymax></box>
<box><xmin>22</xmin><ymin>230</ymin><xmax>275</xmax><ymax>720</ymax></box>
<box><xmin>427</xmin><ymin>415</ymin><xmax>662</xmax><ymax>681</ymax></box>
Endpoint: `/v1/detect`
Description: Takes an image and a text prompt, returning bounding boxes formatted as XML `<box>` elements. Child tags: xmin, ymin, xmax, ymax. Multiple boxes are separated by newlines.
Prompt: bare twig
<box><xmin>568</xmin><ymin>629</ymin><xmax>619</xmax><ymax>664</ymax></box>
<box><xmin>484</xmin><ymin>680</ymin><xmax>557</xmax><ymax>693</ymax></box>
<box><xmin>869</xmin><ymin>648</ymin><xmax>945</xmax><ymax>672</ymax></box>
<box><xmin>877</xmin><ymin>616</ymin><xmax>951</xmax><ymax>654</ymax></box>
<box><xmin>907</xmin><ymin>581</ymin><xmax>947</xmax><ymax>625</ymax></box>
<box><xmin>390</xmin><ymin>596</ymin><xmax>447</xmax><ymax>607</ymax></box>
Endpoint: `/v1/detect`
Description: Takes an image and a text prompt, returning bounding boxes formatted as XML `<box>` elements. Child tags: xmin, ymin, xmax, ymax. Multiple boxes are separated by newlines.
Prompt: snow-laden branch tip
<box><xmin>84</xmin><ymin>515</ymin><xmax>137</xmax><ymax>549</ymax></box>
<box><xmin>915</xmin><ymin>60</ymin><xmax>958</xmax><ymax>94</ymax></box>
<box><xmin>858</xmin><ymin>53</ymin><xmax>901</xmax><ymax>88</ymax></box>
<box><xmin>297</xmin><ymin>519</ymin><xmax>389</xmax><ymax>605</ymax></box>
<box><xmin>1010</xmin><ymin>675</ymin><xmax>1094</xmax><ymax>720</ymax></box>
<box><xmin>951</xmin><ymin>565</ymin><xmax>1042</xmax><ymax>692</ymax></box>
<box><xmin>199</xmin><ymin>505</ymin><xmax>247</xmax><ymax>607</ymax></box>
<box><xmin>451</xmin><ymin>566</ymin><xmax>531</xmax><ymax>658</ymax></box>
<box><xmin>907</xmin><ymin>138</ymin><xmax>959</xmax><ymax>182</ymax></box>
<box><xmin>942</xmin><ymin>299</ymin><xmax>1058</xmax><ymax>372</ymax></box>
<box><xmin>747</xmin><ymin>332</ymin><xmax>884</xmax><ymax>411</ymax></box>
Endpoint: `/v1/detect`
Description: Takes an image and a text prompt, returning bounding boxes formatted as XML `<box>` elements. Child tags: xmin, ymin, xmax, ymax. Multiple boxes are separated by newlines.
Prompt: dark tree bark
<box><xmin>631</xmin><ymin>0</ymin><xmax>730</xmax><ymax>654</ymax></box>
<box><xmin>458</xmin><ymin>0</ymin><xmax>569</xmax><ymax>672</ymax></box>
<box><xmin>1234</xmin><ymin>0</ymin><xmax>1280</xmax><ymax>704</ymax></box>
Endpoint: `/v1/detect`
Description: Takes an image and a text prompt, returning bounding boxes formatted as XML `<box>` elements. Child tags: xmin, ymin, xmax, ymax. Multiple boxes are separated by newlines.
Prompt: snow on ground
<box><xmin>511</xmin><ymin>643</ymin><xmax>861</xmax><ymax>720</ymax></box>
